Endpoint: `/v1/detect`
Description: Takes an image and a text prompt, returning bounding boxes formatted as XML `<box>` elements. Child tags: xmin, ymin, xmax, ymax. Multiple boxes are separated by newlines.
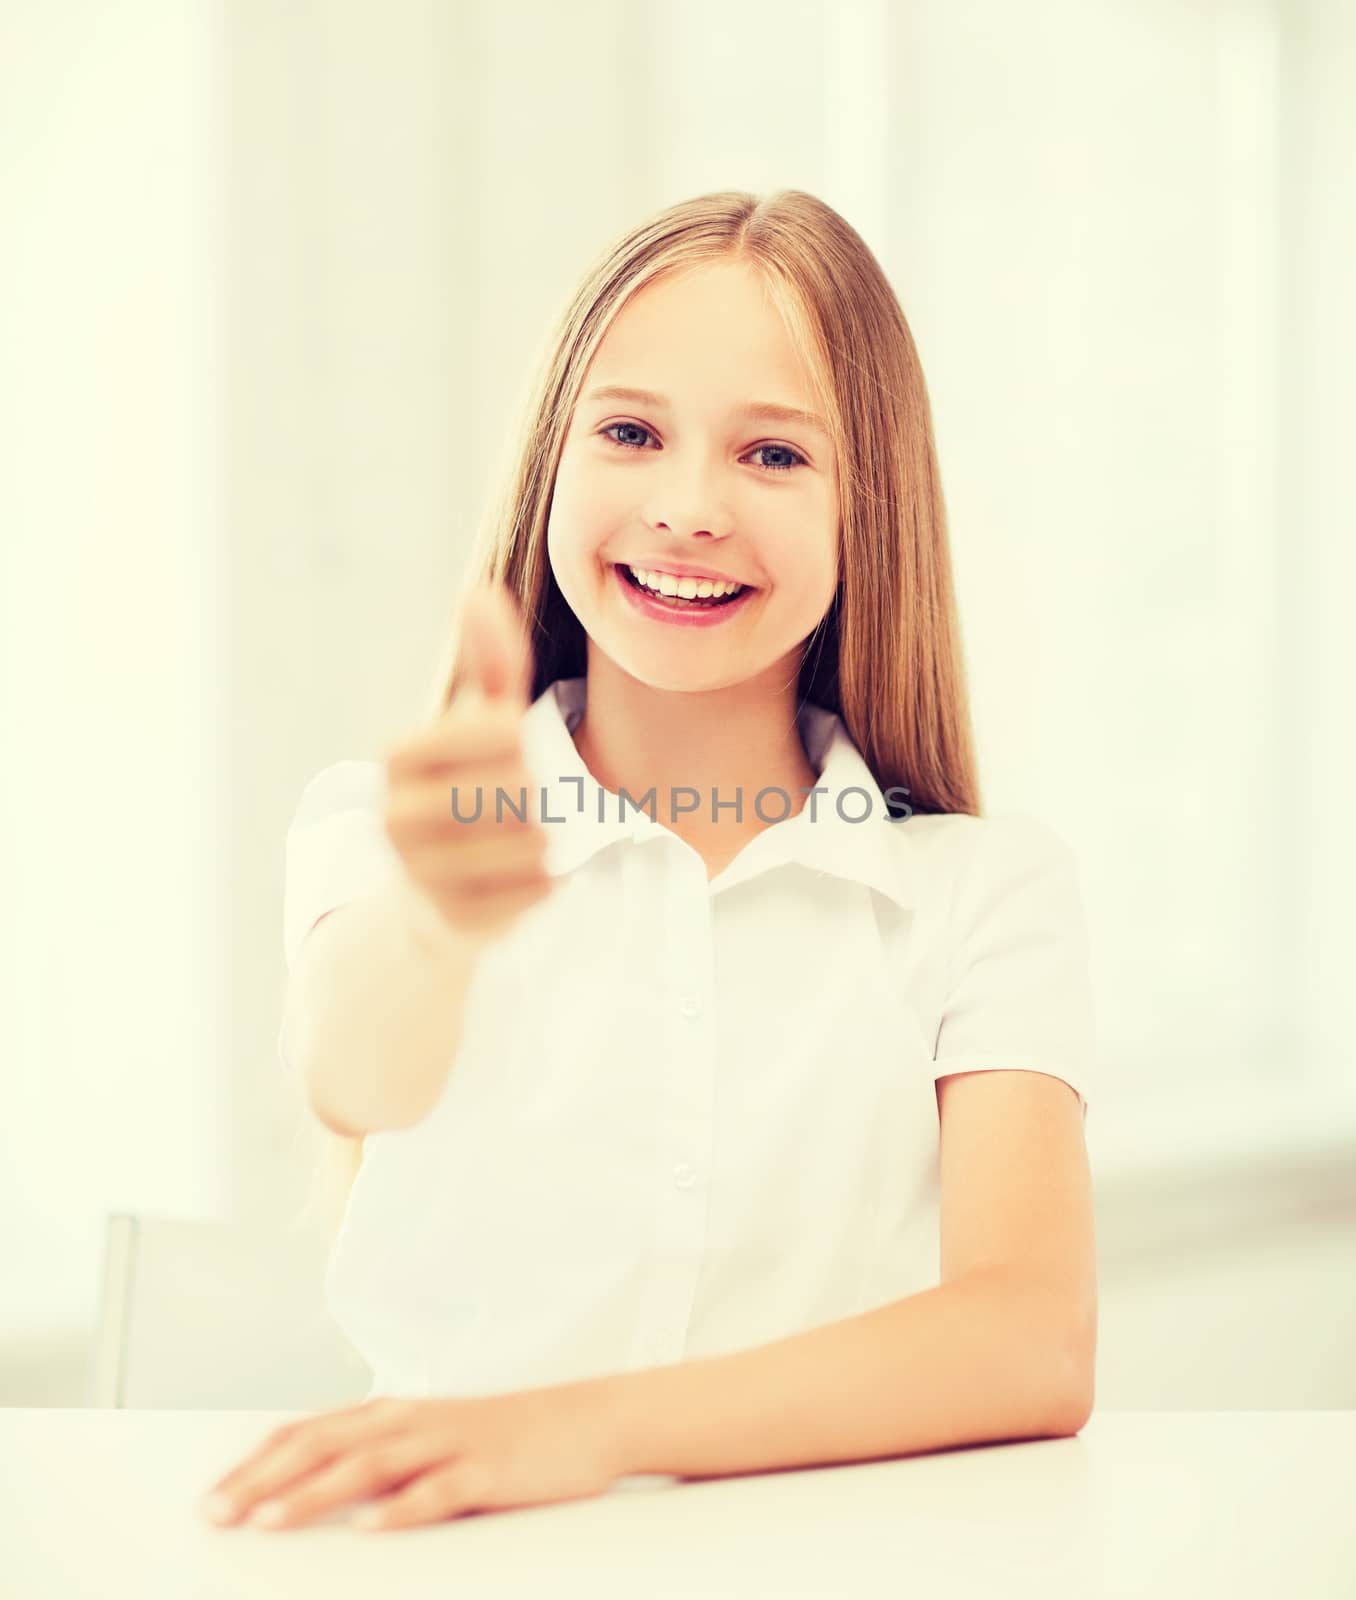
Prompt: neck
<box><xmin>570</xmin><ymin>649</ymin><xmax>822</xmax><ymax>834</ymax></box>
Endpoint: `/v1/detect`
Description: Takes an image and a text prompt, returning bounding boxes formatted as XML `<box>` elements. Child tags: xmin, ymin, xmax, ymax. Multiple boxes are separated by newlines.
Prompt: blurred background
<box><xmin>2</xmin><ymin>0</ymin><xmax>1352</xmax><ymax>1410</ymax></box>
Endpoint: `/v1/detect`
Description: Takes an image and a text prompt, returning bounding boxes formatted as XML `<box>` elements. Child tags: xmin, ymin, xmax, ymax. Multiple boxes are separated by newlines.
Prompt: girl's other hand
<box><xmin>382</xmin><ymin>582</ymin><xmax>556</xmax><ymax>948</ymax></box>
<box><xmin>198</xmin><ymin>1381</ymin><xmax>627</xmax><ymax>1532</ymax></box>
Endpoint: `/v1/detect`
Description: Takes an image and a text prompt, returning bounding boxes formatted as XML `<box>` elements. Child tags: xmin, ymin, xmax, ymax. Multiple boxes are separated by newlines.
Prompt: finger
<box><xmin>454</xmin><ymin>582</ymin><xmax>534</xmax><ymax>710</ymax></box>
<box><xmin>444</xmin><ymin>774</ymin><xmax>542</xmax><ymax>828</ymax></box>
<box><xmin>400</xmin><ymin>827</ymin><xmax>550</xmax><ymax>883</ymax></box>
<box><xmin>353</xmin><ymin>1457</ymin><xmax>495</xmax><ymax>1533</ymax></box>
<box><xmin>385</xmin><ymin>701</ymin><xmax>524</xmax><ymax>777</ymax></box>
<box><xmin>200</xmin><ymin>1400</ymin><xmax>410</xmax><ymax>1525</ymax></box>
<box><xmin>243</xmin><ymin>1433</ymin><xmax>446</xmax><ymax>1532</ymax></box>
<box><xmin>386</xmin><ymin>769</ymin><xmax>544</xmax><ymax>844</ymax></box>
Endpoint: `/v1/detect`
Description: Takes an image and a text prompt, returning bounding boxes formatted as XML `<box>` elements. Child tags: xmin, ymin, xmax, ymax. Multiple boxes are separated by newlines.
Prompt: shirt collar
<box><xmin>520</xmin><ymin>676</ymin><xmax>918</xmax><ymax>910</ymax></box>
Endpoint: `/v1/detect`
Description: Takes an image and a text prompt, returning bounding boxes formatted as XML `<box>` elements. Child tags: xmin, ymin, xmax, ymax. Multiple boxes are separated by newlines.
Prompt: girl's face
<box><xmin>546</xmin><ymin>260</ymin><xmax>839</xmax><ymax>694</ymax></box>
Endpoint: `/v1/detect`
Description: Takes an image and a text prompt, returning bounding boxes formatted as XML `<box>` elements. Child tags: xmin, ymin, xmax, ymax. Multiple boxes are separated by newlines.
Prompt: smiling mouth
<box><xmin>614</xmin><ymin>564</ymin><xmax>751</xmax><ymax>609</ymax></box>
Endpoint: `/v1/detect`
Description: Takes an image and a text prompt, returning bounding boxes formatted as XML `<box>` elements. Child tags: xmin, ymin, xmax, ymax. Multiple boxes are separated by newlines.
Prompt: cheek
<box><xmin>779</xmin><ymin>528</ymin><xmax>837</xmax><ymax>607</ymax></box>
<box><xmin>801</xmin><ymin>570</ymin><xmax>839</xmax><ymax>629</ymax></box>
<box><xmin>549</xmin><ymin>457</ymin><xmax>619</xmax><ymax>548</ymax></box>
<box><xmin>546</xmin><ymin>475</ymin><xmax>592</xmax><ymax>563</ymax></box>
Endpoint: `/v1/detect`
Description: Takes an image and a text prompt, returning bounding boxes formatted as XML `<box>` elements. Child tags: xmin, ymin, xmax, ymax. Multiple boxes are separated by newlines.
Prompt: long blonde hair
<box><xmin>288</xmin><ymin>187</ymin><xmax>981</xmax><ymax>1239</ymax></box>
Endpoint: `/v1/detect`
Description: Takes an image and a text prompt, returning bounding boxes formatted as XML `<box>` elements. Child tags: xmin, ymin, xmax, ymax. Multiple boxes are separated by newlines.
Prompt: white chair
<box><xmin>87</xmin><ymin>1213</ymin><xmax>373</xmax><ymax>1410</ymax></box>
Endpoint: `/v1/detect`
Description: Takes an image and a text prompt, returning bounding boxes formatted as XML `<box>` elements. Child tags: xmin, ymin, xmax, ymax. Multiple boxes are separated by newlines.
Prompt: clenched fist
<box><xmin>382</xmin><ymin>583</ymin><xmax>555</xmax><ymax>947</ymax></box>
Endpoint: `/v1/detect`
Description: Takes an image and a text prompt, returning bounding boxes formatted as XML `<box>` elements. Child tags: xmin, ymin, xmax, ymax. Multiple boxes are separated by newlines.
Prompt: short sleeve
<box><xmin>282</xmin><ymin>760</ymin><xmax>404</xmax><ymax>970</ymax></box>
<box><xmin>279</xmin><ymin>760</ymin><xmax>405</xmax><ymax>1074</ymax></box>
<box><xmin>931</xmin><ymin>815</ymin><xmax>1097</xmax><ymax>1123</ymax></box>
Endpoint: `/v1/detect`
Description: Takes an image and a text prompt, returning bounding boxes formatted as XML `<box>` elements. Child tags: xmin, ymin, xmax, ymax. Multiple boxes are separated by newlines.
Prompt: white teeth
<box><xmin>626</xmin><ymin>564</ymin><xmax>743</xmax><ymax>599</ymax></box>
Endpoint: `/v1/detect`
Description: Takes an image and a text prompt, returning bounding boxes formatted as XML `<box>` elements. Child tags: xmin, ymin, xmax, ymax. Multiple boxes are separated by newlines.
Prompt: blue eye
<box><xmin>596</xmin><ymin>422</ymin><xmax>806</xmax><ymax>474</ymax></box>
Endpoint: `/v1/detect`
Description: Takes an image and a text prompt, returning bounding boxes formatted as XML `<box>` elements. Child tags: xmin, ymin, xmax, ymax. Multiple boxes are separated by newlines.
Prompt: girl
<box><xmin>203</xmin><ymin>189</ymin><xmax>1098</xmax><ymax>1534</ymax></box>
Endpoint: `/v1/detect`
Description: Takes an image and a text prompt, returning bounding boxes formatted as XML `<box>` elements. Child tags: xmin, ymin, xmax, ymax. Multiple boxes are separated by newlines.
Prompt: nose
<box><xmin>652</xmin><ymin>521</ymin><xmax>727</xmax><ymax>541</ymax></box>
<box><xmin>649</xmin><ymin>494</ymin><xmax>737</xmax><ymax>542</ymax></box>
<box><xmin>644</xmin><ymin>456</ymin><xmax>736</xmax><ymax>543</ymax></box>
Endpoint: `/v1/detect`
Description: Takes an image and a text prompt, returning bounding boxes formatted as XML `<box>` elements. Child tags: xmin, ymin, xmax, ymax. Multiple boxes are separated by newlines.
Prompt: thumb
<box><xmin>454</xmin><ymin>582</ymin><xmax>535</xmax><ymax>710</ymax></box>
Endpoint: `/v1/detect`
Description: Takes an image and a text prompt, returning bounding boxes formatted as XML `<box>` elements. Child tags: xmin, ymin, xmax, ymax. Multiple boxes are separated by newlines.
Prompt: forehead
<box><xmin>584</xmin><ymin>262</ymin><xmax>825</xmax><ymax>426</ymax></box>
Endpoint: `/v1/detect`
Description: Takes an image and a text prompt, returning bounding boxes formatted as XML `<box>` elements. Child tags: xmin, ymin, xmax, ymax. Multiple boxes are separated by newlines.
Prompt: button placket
<box><xmin>673</xmin><ymin>988</ymin><xmax>703</xmax><ymax>1189</ymax></box>
<box><xmin>627</xmin><ymin>863</ymin><xmax>717</xmax><ymax>1373</ymax></box>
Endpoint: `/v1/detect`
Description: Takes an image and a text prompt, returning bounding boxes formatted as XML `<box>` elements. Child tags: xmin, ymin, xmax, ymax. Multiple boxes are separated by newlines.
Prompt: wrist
<box><xmin>395</xmin><ymin>875</ymin><xmax>485</xmax><ymax>964</ymax></box>
<box><xmin>578</xmin><ymin>1368</ymin><xmax>648</xmax><ymax>1481</ymax></box>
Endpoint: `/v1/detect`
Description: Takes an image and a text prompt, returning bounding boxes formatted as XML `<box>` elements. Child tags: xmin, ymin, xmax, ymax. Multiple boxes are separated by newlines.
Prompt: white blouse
<box><xmin>281</xmin><ymin>676</ymin><xmax>1097</xmax><ymax>1400</ymax></box>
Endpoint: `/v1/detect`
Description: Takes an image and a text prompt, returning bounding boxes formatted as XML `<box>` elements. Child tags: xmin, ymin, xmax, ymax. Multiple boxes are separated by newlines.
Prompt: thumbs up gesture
<box><xmin>382</xmin><ymin>583</ymin><xmax>555</xmax><ymax>947</ymax></box>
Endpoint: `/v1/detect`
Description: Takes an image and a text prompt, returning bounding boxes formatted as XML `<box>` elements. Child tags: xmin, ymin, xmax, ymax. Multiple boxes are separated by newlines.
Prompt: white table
<box><xmin>2</xmin><ymin>1408</ymin><xmax>1351</xmax><ymax>1597</ymax></box>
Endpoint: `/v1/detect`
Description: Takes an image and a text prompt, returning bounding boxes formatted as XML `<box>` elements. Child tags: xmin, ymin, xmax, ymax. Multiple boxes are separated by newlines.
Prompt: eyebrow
<box><xmin>582</xmin><ymin>384</ymin><xmax>829</xmax><ymax>438</ymax></box>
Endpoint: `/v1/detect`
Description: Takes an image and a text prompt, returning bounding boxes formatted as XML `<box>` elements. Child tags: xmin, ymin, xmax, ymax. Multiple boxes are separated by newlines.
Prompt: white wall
<box><xmin>1292</xmin><ymin>0</ymin><xmax>1356</xmax><ymax>1081</ymax></box>
<box><xmin>1</xmin><ymin>0</ymin><xmax>228</xmax><ymax>1334</ymax></box>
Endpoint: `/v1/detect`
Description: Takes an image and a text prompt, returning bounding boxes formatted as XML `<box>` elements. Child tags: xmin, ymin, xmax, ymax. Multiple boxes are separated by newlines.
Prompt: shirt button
<box><xmin>673</xmin><ymin>1161</ymin><xmax>697</xmax><ymax>1189</ymax></box>
<box><xmin>678</xmin><ymin>995</ymin><xmax>700</xmax><ymax>1018</ymax></box>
